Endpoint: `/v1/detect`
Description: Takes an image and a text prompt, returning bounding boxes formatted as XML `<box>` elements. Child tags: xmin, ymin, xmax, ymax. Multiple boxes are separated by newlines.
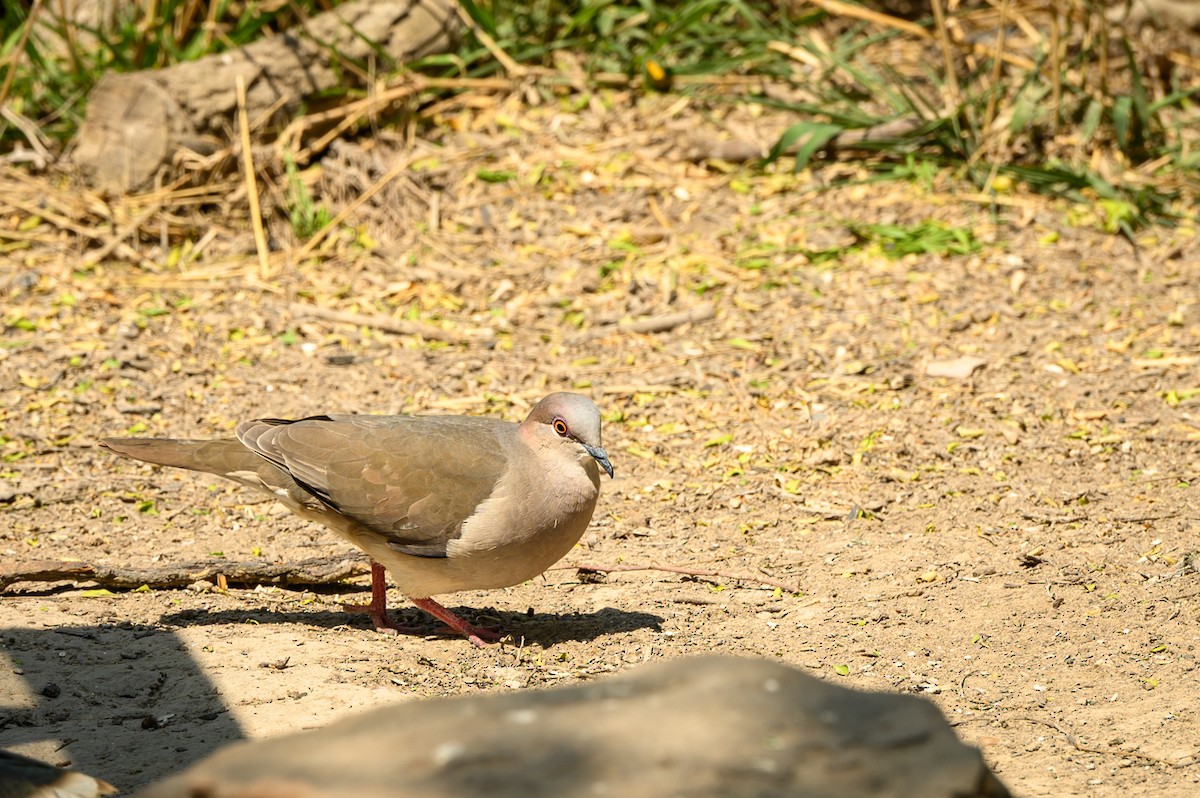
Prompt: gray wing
<box><xmin>237</xmin><ymin>414</ymin><xmax>512</xmax><ymax>556</ymax></box>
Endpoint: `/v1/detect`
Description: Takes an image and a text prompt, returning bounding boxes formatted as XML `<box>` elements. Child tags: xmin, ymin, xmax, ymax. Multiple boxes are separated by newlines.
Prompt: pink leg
<box><xmin>410</xmin><ymin>597</ymin><xmax>503</xmax><ymax>647</ymax></box>
<box><xmin>342</xmin><ymin>562</ymin><xmax>420</xmax><ymax>635</ymax></box>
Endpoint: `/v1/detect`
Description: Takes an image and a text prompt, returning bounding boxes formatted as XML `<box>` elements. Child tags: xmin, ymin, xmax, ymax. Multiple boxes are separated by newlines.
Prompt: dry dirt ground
<box><xmin>2</xmin><ymin>94</ymin><xmax>1200</xmax><ymax>796</ymax></box>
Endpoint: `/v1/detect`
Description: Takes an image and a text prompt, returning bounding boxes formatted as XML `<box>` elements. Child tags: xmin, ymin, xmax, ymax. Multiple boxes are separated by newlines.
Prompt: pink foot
<box><xmin>341</xmin><ymin>562</ymin><xmax>422</xmax><ymax>635</ymax></box>
<box><xmin>410</xmin><ymin>597</ymin><xmax>504</xmax><ymax>647</ymax></box>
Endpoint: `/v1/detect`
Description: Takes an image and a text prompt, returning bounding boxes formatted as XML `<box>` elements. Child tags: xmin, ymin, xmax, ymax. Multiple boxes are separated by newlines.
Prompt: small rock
<box><xmin>926</xmin><ymin>356</ymin><xmax>987</xmax><ymax>379</ymax></box>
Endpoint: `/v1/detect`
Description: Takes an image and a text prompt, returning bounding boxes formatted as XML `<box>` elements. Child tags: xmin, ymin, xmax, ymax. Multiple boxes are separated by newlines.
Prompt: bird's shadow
<box><xmin>495</xmin><ymin>606</ymin><xmax>664</xmax><ymax>646</ymax></box>
<box><xmin>158</xmin><ymin>603</ymin><xmax>662</xmax><ymax>646</ymax></box>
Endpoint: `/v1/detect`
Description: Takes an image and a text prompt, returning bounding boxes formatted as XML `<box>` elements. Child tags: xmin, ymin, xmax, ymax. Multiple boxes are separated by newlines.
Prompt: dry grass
<box><xmin>2</xmin><ymin>2</ymin><xmax>1196</xmax><ymax>274</ymax></box>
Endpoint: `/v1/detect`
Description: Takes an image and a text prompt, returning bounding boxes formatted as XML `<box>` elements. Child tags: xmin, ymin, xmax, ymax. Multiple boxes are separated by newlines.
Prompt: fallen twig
<box><xmin>1112</xmin><ymin>513</ymin><xmax>1179</xmax><ymax>523</ymax></box>
<box><xmin>1020</xmin><ymin>511</ymin><xmax>1084</xmax><ymax>524</ymax></box>
<box><xmin>555</xmin><ymin>561</ymin><xmax>801</xmax><ymax>594</ymax></box>
<box><xmin>681</xmin><ymin>116</ymin><xmax>924</xmax><ymax>163</ymax></box>
<box><xmin>236</xmin><ymin>74</ymin><xmax>271</xmax><ymax>282</ymax></box>
<box><xmin>289</xmin><ymin>303</ymin><xmax>492</xmax><ymax>343</ymax></box>
<box><xmin>574</xmin><ymin>303</ymin><xmax>715</xmax><ymax>342</ymax></box>
<box><xmin>1008</xmin><ymin>716</ymin><xmax>1198</xmax><ymax>769</ymax></box>
<box><xmin>0</xmin><ymin>478</ymin><xmax>89</xmax><ymax>508</ymax></box>
<box><xmin>0</xmin><ymin>555</ymin><xmax>371</xmax><ymax>592</ymax></box>
<box><xmin>0</xmin><ymin>480</ymin><xmax>51</xmax><ymax>504</ymax></box>
<box><xmin>767</xmin><ymin>487</ymin><xmax>853</xmax><ymax>518</ymax></box>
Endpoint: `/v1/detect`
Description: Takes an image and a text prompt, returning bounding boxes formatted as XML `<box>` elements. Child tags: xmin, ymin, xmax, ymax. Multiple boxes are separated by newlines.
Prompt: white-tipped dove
<box><xmin>100</xmin><ymin>392</ymin><xmax>613</xmax><ymax>646</ymax></box>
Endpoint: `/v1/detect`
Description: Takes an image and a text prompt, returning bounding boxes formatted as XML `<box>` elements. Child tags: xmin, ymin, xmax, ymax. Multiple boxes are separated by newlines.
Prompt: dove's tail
<box><xmin>100</xmin><ymin>437</ymin><xmax>264</xmax><ymax>482</ymax></box>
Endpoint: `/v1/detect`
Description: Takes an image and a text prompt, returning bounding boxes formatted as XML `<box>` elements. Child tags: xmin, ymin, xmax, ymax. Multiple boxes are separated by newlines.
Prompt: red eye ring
<box><xmin>553</xmin><ymin>418</ymin><xmax>569</xmax><ymax>436</ymax></box>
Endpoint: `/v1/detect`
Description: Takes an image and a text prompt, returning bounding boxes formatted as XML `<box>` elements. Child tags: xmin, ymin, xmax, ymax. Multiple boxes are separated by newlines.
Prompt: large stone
<box><xmin>136</xmin><ymin>656</ymin><xmax>1009</xmax><ymax>798</ymax></box>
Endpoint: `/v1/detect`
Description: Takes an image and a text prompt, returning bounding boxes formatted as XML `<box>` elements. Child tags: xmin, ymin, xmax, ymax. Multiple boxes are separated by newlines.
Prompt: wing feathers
<box><xmin>235</xmin><ymin>415</ymin><xmax>512</xmax><ymax>550</ymax></box>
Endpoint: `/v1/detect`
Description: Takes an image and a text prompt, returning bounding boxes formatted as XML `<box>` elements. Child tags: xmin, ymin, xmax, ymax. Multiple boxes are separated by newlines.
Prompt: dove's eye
<box><xmin>553</xmin><ymin>418</ymin><xmax>569</xmax><ymax>437</ymax></box>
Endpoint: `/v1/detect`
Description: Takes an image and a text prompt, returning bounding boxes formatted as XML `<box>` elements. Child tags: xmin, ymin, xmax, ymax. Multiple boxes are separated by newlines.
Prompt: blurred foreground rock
<box><xmin>136</xmin><ymin>655</ymin><xmax>1009</xmax><ymax>798</ymax></box>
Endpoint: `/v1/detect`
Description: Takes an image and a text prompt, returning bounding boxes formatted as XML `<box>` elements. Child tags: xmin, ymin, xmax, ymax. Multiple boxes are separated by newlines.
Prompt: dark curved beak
<box><xmin>585</xmin><ymin>444</ymin><xmax>614</xmax><ymax>478</ymax></box>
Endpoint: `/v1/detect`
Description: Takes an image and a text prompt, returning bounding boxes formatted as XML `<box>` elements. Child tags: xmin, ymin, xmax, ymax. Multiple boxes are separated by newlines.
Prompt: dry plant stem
<box><xmin>558</xmin><ymin>562</ymin><xmax>801</xmax><ymax>594</ymax></box>
<box><xmin>809</xmin><ymin>0</ymin><xmax>1033</xmax><ymax>70</ymax></box>
<box><xmin>82</xmin><ymin>202</ymin><xmax>163</xmax><ymax>267</ymax></box>
<box><xmin>929</xmin><ymin>0</ymin><xmax>960</xmax><ymax>112</ymax></box>
<box><xmin>287</xmin><ymin>76</ymin><xmax>478</xmax><ymax>162</ymax></box>
<box><xmin>250</xmin><ymin>93</ymin><xmax>294</xmax><ymax>135</ymax></box>
<box><xmin>1049</xmin><ymin>8</ymin><xmax>1062</xmax><ymax>133</ymax></box>
<box><xmin>0</xmin><ymin>106</ymin><xmax>52</xmax><ymax>164</ymax></box>
<box><xmin>647</xmin><ymin>196</ymin><xmax>672</xmax><ymax>230</ymax></box>
<box><xmin>297</xmin><ymin>85</ymin><xmax>415</xmax><ymax>162</ymax></box>
<box><xmin>810</xmin><ymin>0</ymin><xmax>928</xmax><ymax>38</ymax></box>
<box><xmin>236</xmin><ymin>75</ymin><xmax>271</xmax><ymax>281</ymax></box>
<box><xmin>0</xmin><ymin>0</ymin><xmax>40</xmax><ymax>110</ymax></box>
<box><xmin>1098</xmin><ymin>9</ymin><xmax>1110</xmax><ymax>98</ymax></box>
<box><xmin>0</xmin><ymin>556</ymin><xmax>371</xmax><ymax>592</ymax></box>
<box><xmin>454</xmin><ymin>2</ymin><xmax>523</xmax><ymax>77</ymax></box>
<box><xmin>980</xmin><ymin>0</ymin><xmax>1010</xmax><ymax>142</ymax></box>
<box><xmin>4</xmin><ymin>193</ymin><xmax>138</xmax><ymax>263</ymax></box>
<box><xmin>294</xmin><ymin>154</ymin><xmax>416</xmax><ymax>258</ymax></box>
<box><xmin>288</xmin><ymin>302</ymin><xmax>486</xmax><ymax>343</ymax></box>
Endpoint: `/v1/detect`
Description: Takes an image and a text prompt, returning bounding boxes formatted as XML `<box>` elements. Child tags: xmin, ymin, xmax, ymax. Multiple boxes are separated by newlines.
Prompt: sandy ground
<box><xmin>2</xmin><ymin>94</ymin><xmax>1200</xmax><ymax>795</ymax></box>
